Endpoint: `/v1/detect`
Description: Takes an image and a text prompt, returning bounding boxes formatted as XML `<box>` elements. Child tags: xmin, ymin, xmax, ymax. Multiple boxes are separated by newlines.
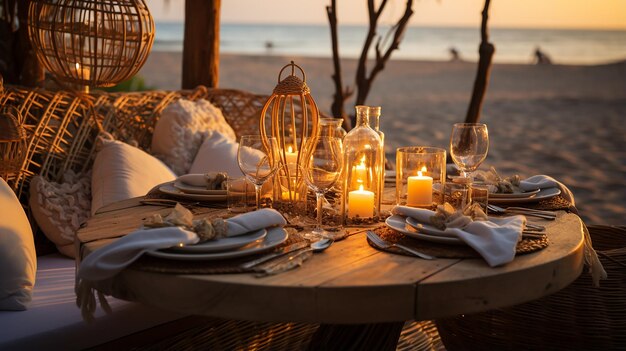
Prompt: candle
<box><xmin>281</xmin><ymin>190</ymin><xmax>300</xmax><ymax>201</ymax></box>
<box><xmin>285</xmin><ymin>145</ymin><xmax>298</xmax><ymax>165</ymax></box>
<box><xmin>73</xmin><ymin>63</ymin><xmax>90</xmax><ymax>81</ymax></box>
<box><xmin>348</xmin><ymin>185</ymin><xmax>374</xmax><ymax>218</ymax></box>
<box><xmin>407</xmin><ymin>166</ymin><xmax>433</xmax><ymax>206</ymax></box>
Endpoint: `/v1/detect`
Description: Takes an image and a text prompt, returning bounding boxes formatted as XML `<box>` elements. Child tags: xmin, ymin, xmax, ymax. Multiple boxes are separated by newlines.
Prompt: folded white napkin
<box><xmin>79</xmin><ymin>208</ymin><xmax>286</xmax><ymax>281</ymax></box>
<box><xmin>393</xmin><ymin>206</ymin><xmax>524</xmax><ymax>267</ymax></box>
<box><xmin>519</xmin><ymin>175</ymin><xmax>575</xmax><ymax>206</ymax></box>
<box><xmin>177</xmin><ymin>173</ymin><xmax>209</xmax><ymax>187</ymax></box>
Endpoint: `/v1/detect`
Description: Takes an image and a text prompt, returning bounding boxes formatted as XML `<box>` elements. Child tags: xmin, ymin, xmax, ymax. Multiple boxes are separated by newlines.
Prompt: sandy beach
<box><xmin>139</xmin><ymin>52</ymin><xmax>626</xmax><ymax>225</ymax></box>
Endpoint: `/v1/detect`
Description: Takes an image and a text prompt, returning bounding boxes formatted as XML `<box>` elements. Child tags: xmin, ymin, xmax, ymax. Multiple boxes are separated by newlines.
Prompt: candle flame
<box><xmin>75</xmin><ymin>62</ymin><xmax>80</xmax><ymax>69</ymax></box>
<box><xmin>418</xmin><ymin>165</ymin><xmax>427</xmax><ymax>177</ymax></box>
<box><xmin>360</xmin><ymin>155</ymin><xmax>366</xmax><ymax>165</ymax></box>
<box><xmin>287</xmin><ymin>145</ymin><xmax>293</xmax><ymax>153</ymax></box>
<box><xmin>359</xmin><ymin>184</ymin><xmax>364</xmax><ymax>191</ymax></box>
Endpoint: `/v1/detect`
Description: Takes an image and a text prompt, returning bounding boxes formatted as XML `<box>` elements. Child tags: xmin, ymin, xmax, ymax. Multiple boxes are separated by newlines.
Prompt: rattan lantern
<box><xmin>0</xmin><ymin>106</ymin><xmax>27</xmax><ymax>179</ymax></box>
<box><xmin>259</xmin><ymin>62</ymin><xmax>320</xmax><ymax>208</ymax></box>
<box><xmin>27</xmin><ymin>0</ymin><xmax>155</xmax><ymax>90</ymax></box>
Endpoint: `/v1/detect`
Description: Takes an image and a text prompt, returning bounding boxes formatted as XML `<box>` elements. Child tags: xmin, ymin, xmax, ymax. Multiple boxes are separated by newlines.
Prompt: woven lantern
<box><xmin>259</xmin><ymin>62</ymin><xmax>320</xmax><ymax>207</ymax></box>
<box><xmin>27</xmin><ymin>0</ymin><xmax>155</xmax><ymax>89</ymax></box>
<box><xmin>0</xmin><ymin>106</ymin><xmax>27</xmax><ymax>179</ymax></box>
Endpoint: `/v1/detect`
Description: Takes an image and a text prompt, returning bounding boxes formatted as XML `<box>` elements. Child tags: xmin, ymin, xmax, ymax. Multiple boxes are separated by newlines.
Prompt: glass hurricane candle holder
<box><xmin>341</xmin><ymin>106</ymin><xmax>383</xmax><ymax>225</ymax></box>
<box><xmin>395</xmin><ymin>147</ymin><xmax>446</xmax><ymax>209</ymax></box>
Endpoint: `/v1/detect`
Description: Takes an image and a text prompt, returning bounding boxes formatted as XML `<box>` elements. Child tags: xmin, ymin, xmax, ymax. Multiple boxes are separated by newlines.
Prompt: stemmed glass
<box><xmin>449</xmin><ymin>123</ymin><xmax>489</xmax><ymax>180</ymax></box>
<box><xmin>300</xmin><ymin>136</ymin><xmax>343</xmax><ymax>240</ymax></box>
<box><xmin>237</xmin><ymin>135</ymin><xmax>280</xmax><ymax>210</ymax></box>
<box><xmin>449</xmin><ymin>123</ymin><xmax>489</xmax><ymax>208</ymax></box>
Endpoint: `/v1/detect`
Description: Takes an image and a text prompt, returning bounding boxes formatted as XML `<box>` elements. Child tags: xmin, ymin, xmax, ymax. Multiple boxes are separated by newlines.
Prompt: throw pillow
<box><xmin>151</xmin><ymin>99</ymin><xmax>237</xmax><ymax>175</ymax></box>
<box><xmin>0</xmin><ymin>178</ymin><xmax>36</xmax><ymax>311</ymax></box>
<box><xmin>91</xmin><ymin>138</ymin><xmax>176</xmax><ymax>215</ymax></box>
<box><xmin>189</xmin><ymin>131</ymin><xmax>245</xmax><ymax>177</ymax></box>
<box><xmin>29</xmin><ymin>171</ymin><xmax>91</xmax><ymax>258</ymax></box>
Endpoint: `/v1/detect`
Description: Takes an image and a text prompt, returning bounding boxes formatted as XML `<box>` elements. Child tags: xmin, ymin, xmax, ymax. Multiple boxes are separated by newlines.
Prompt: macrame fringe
<box><xmin>582</xmin><ymin>222</ymin><xmax>608</xmax><ymax>287</ymax></box>
<box><xmin>75</xmin><ymin>277</ymin><xmax>112</xmax><ymax>322</ymax></box>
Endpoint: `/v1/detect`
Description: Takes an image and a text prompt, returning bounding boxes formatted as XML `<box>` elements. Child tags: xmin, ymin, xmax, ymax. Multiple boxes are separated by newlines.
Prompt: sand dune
<box><xmin>140</xmin><ymin>52</ymin><xmax>626</xmax><ymax>225</ymax></box>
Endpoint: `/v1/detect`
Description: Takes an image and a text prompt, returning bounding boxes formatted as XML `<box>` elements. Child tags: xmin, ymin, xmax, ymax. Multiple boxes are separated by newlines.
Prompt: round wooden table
<box><xmin>78</xmin><ymin>197</ymin><xmax>585</xmax><ymax>323</ymax></box>
<box><xmin>77</xmin><ymin>197</ymin><xmax>585</xmax><ymax>347</ymax></box>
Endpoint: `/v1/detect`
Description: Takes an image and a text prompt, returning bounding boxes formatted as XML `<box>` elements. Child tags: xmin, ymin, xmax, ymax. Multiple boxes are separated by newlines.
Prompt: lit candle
<box><xmin>73</xmin><ymin>63</ymin><xmax>90</xmax><ymax>81</ymax></box>
<box><xmin>407</xmin><ymin>166</ymin><xmax>433</xmax><ymax>207</ymax></box>
<box><xmin>348</xmin><ymin>184</ymin><xmax>374</xmax><ymax>218</ymax></box>
<box><xmin>285</xmin><ymin>145</ymin><xmax>298</xmax><ymax>165</ymax></box>
<box><xmin>281</xmin><ymin>190</ymin><xmax>300</xmax><ymax>201</ymax></box>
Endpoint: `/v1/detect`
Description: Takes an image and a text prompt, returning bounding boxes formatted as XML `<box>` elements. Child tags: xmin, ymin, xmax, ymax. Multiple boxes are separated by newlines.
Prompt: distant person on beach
<box><xmin>449</xmin><ymin>47</ymin><xmax>462</xmax><ymax>62</ymax></box>
<box><xmin>265</xmin><ymin>41</ymin><xmax>274</xmax><ymax>51</ymax></box>
<box><xmin>533</xmin><ymin>46</ymin><xmax>552</xmax><ymax>65</ymax></box>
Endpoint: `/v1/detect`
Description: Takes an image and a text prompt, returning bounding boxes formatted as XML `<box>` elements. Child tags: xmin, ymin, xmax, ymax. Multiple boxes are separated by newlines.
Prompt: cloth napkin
<box><xmin>392</xmin><ymin>205</ymin><xmax>524</xmax><ymax>267</ymax></box>
<box><xmin>76</xmin><ymin>208</ymin><xmax>286</xmax><ymax>321</ymax></box>
<box><xmin>519</xmin><ymin>175</ymin><xmax>575</xmax><ymax>206</ymax></box>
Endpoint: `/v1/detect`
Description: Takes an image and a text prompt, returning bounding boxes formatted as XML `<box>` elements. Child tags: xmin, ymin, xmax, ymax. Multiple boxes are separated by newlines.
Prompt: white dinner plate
<box><xmin>159</xmin><ymin>183</ymin><xmax>227</xmax><ymax>201</ymax></box>
<box><xmin>405</xmin><ymin>217</ymin><xmax>459</xmax><ymax>238</ymax></box>
<box><xmin>489</xmin><ymin>187</ymin><xmax>561</xmax><ymax>204</ymax></box>
<box><xmin>147</xmin><ymin>226</ymin><xmax>288</xmax><ymax>261</ymax></box>
<box><xmin>167</xmin><ymin>229</ymin><xmax>267</xmax><ymax>253</ymax></box>
<box><xmin>385</xmin><ymin>215</ymin><xmax>464</xmax><ymax>245</ymax></box>
<box><xmin>488</xmin><ymin>188</ymin><xmax>540</xmax><ymax>199</ymax></box>
<box><xmin>173</xmin><ymin>180</ymin><xmax>227</xmax><ymax>195</ymax></box>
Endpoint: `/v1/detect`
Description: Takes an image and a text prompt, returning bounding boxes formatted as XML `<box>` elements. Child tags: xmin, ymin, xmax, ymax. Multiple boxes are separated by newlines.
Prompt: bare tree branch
<box><xmin>326</xmin><ymin>0</ymin><xmax>353</xmax><ymax>129</ymax></box>
<box><xmin>465</xmin><ymin>0</ymin><xmax>495</xmax><ymax>123</ymax></box>
<box><xmin>355</xmin><ymin>0</ymin><xmax>413</xmax><ymax>108</ymax></box>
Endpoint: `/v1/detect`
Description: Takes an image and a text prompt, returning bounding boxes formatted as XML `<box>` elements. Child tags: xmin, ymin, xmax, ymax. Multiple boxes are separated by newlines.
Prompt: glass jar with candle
<box><xmin>395</xmin><ymin>147</ymin><xmax>446</xmax><ymax>209</ymax></box>
<box><xmin>341</xmin><ymin>106</ymin><xmax>383</xmax><ymax>224</ymax></box>
<box><xmin>369</xmin><ymin>106</ymin><xmax>385</xmax><ymax>214</ymax></box>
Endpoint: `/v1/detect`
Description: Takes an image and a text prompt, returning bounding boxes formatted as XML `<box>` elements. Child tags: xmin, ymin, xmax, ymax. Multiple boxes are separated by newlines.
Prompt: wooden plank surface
<box><xmin>77</xmin><ymin>197</ymin><xmax>585</xmax><ymax>324</ymax></box>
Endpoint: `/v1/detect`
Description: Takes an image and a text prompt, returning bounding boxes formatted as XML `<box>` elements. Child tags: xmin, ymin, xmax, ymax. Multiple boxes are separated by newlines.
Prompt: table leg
<box><xmin>307</xmin><ymin>322</ymin><xmax>405</xmax><ymax>351</ymax></box>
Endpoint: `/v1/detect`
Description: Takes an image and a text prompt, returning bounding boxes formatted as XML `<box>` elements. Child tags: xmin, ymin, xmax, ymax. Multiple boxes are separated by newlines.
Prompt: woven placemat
<box><xmin>130</xmin><ymin>229</ymin><xmax>308</xmax><ymax>274</ymax></box>
<box><xmin>501</xmin><ymin>194</ymin><xmax>573</xmax><ymax>212</ymax></box>
<box><xmin>370</xmin><ymin>226</ymin><xmax>548</xmax><ymax>259</ymax></box>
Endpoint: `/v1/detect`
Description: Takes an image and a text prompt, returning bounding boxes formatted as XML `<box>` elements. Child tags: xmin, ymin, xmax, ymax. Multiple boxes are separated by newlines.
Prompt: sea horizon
<box><xmin>153</xmin><ymin>22</ymin><xmax>626</xmax><ymax>65</ymax></box>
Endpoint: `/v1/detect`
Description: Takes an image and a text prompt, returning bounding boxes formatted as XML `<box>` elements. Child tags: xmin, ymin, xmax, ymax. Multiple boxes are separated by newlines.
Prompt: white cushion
<box><xmin>29</xmin><ymin>171</ymin><xmax>91</xmax><ymax>258</ymax></box>
<box><xmin>0</xmin><ymin>178</ymin><xmax>36</xmax><ymax>310</ymax></box>
<box><xmin>91</xmin><ymin>138</ymin><xmax>176</xmax><ymax>215</ymax></box>
<box><xmin>151</xmin><ymin>99</ymin><xmax>237</xmax><ymax>175</ymax></box>
<box><xmin>189</xmin><ymin>131</ymin><xmax>246</xmax><ymax>177</ymax></box>
<box><xmin>0</xmin><ymin>254</ymin><xmax>185</xmax><ymax>350</ymax></box>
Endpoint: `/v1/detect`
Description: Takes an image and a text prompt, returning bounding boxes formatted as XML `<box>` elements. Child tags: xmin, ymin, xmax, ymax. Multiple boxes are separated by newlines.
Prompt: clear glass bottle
<box><xmin>341</xmin><ymin>106</ymin><xmax>383</xmax><ymax>224</ymax></box>
<box><xmin>369</xmin><ymin>106</ymin><xmax>385</xmax><ymax>214</ymax></box>
<box><xmin>319</xmin><ymin>117</ymin><xmax>347</xmax><ymax>139</ymax></box>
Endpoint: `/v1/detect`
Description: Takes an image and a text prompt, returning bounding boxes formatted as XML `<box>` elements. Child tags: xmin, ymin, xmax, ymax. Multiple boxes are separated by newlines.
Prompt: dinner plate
<box><xmin>488</xmin><ymin>188</ymin><xmax>540</xmax><ymax>199</ymax></box>
<box><xmin>147</xmin><ymin>226</ymin><xmax>288</xmax><ymax>261</ymax></box>
<box><xmin>173</xmin><ymin>180</ymin><xmax>227</xmax><ymax>195</ymax></box>
<box><xmin>159</xmin><ymin>183</ymin><xmax>227</xmax><ymax>201</ymax></box>
<box><xmin>405</xmin><ymin>217</ymin><xmax>459</xmax><ymax>238</ymax></box>
<box><xmin>167</xmin><ymin>229</ymin><xmax>267</xmax><ymax>253</ymax></box>
<box><xmin>489</xmin><ymin>187</ymin><xmax>561</xmax><ymax>204</ymax></box>
<box><xmin>385</xmin><ymin>215</ymin><xmax>464</xmax><ymax>245</ymax></box>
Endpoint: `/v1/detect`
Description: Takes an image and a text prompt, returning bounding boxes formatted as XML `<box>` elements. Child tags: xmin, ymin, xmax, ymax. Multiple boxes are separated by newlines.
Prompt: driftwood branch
<box><xmin>353</xmin><ymin>0</ymin><xmax>413</xmax><ymax>125</ymax></box>
<box><xmin>326</xmin><ymin>0</ymin><xmax>353</xmax><ymax>130</ymax></box>
<box><xmin>465</xmin><ymin>0</ymin><xmax>495</xmax><ymax>123</ymax></box>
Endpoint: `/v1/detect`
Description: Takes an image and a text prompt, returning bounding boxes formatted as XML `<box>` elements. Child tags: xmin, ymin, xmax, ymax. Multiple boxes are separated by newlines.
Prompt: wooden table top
<box><xmin>77</xmin><ymin>196</ymin><xmax>585</xmax><ymax>324</ymax></box>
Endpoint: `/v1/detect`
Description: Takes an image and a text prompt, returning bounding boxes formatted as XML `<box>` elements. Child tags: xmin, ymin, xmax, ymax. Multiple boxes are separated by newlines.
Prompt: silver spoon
<box><xmin>310</xmin><ymin>237</ymin><xmax>334</xmax><ymax>252</ymax></box>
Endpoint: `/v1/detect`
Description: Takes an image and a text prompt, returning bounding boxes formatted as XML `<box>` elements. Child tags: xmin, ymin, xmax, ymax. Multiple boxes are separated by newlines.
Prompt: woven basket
<box><xmin>436</xmin><ymin>224</ymin><xmax>626</xmax><ymax>350</ymax></box>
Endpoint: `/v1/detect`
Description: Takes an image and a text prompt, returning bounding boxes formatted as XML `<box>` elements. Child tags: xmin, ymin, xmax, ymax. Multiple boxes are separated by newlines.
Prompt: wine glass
<box><xmin>300</xmin><ymin>136</ymin><xmax>343</xmax><ymax>240</ymax></box>
<box><xmin>449</xmin><ymin>123</ymin><xmax>489</xmax><ymax>180</ymax></box>
<box><xmin>237</xmin><ymin>135</ymin><xmax>280</xmax><ymax>210</ymax></box>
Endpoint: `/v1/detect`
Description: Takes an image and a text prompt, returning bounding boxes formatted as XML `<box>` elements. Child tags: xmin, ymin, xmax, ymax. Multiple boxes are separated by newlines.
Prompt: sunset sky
<box><xmin>147</xmin><ymin>0</ymin><xmax>626</xmax><ymax>30</ymax></box>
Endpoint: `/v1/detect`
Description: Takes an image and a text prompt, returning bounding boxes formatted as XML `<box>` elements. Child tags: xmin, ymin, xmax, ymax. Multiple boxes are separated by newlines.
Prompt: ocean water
<box><xmin>154</xmin><ymin>22</ymin><xmax>626</xmax><ymax>65</ymax></box>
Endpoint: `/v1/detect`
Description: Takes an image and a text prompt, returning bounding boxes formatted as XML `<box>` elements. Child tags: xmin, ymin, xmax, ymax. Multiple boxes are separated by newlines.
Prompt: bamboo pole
<box><xmin>182</xmin><ymin>0</ymin><xmax>220</xmax><ymax>89</ymax></box>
